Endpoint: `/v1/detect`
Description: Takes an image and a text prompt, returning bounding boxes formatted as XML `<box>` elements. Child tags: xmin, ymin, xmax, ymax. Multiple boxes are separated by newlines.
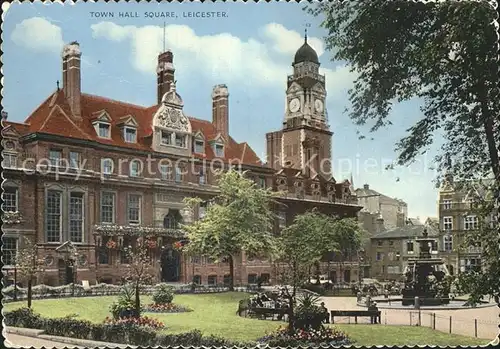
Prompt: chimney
<box><xmin>363</xmin><ymin>184</ymin><xmax>369</xmax><ymax>190</ymax></box>
<box><xmin>375</xmin><ymin>213</ymin><xmax>385</xmax><ymax>233</ymax></box>
<box><xmin>212</xmin><ymin>84</ymin><xmax>229</xmax><ymax>141</ymax></box>
<box><xmin>157</xmin><ymin>50</ymin><xmax>175</xmax><ymax>104</ymax></box>
<box><xmin>62</xmin><ymin>41</ymin><xmax>82</xmax><ymax>118</ymax></box>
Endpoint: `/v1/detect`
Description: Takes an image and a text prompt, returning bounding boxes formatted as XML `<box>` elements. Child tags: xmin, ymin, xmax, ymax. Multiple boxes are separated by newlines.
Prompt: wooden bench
<box><xmin>248</xmin><ymin>307</ymin><xmax>288</xmax><ymax>320</ymax></box>
<box><xmin>330</xmin><ymin>310</ymin><xmax>381</xmax><ymax>324</ymax></box>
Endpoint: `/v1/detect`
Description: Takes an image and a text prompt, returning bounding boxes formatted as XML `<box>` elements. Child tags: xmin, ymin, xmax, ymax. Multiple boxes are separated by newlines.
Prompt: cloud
<box><xmin>11</xmin><ymin>17</ymin><xmax>64</xmax><ymax>53</ymax></box>
<box><xmin>90</xmin><ymin>21</ymin><xmax>356</xmax><ymax>100</ymax></box>
<box><xmin>261</xmin><ymin>23</ymin><xmax>325</xmax><ymax>57</ymax></box>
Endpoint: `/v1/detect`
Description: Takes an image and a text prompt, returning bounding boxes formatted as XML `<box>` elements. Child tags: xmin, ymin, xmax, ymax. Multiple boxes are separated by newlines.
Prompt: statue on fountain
<box><xmin>401</xmin><ymin>228</ymin><xmax>451</xmax><ymax>306</ymax></box>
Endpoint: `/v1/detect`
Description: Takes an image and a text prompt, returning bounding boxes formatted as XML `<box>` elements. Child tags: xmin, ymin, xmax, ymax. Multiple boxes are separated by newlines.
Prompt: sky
<box><xmin>2</xmin><ymin>1</ymin><xmax>442</xmax><ymax>222</ymax></box>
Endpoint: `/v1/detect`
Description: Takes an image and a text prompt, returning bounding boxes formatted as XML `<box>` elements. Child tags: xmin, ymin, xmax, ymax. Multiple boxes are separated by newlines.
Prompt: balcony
<box><xmin>93</xmin><ymin>224</ymin><xmax>185</xmax><ymax>238</ymax></box>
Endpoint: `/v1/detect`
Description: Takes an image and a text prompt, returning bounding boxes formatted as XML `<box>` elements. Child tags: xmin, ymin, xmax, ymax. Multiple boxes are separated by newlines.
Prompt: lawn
<box><xmin>3</xmin><ymin>292</ymin><xmax>490</xmax><ymax>346</ymax></box>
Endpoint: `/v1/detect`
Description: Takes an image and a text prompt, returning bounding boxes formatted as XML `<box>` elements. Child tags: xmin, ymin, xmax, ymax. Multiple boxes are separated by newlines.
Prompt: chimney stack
<box><xmin>363</xmin><ymin>184</ymin><xmax>370</xmax><ymax>190</ymax></box>
<box><xmin>212</xmin><ymin>84</ymin><xmax>229</xmax><ymax>141</ymax></box>
<box><xmin>62</xmin><ymin>41</ymin><xmax>82</xmax><ymax>118</ymax></box>
<box><xmin>157</xmin><ymin>50</ymin><xmax>175</xmax><ymax>105</ymax></box>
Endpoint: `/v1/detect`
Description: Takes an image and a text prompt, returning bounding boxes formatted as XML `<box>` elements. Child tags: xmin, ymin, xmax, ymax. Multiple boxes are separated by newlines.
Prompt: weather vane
<box><xmin>305</xmin><ymin>23</ymin><xmax>311</xmax><ymax>41</ymax></box>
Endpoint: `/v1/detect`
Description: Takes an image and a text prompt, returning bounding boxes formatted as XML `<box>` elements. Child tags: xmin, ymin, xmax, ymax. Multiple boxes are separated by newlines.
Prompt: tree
<box><xmin>15</xmin><ymin>237</ymin><xmax>45</xmax><ymax>308</ymax></box>
<box><xmin>182</xmin><ymin>169</ymin><xmax>279</xmax><ymax>291</ymax></box>
<box><xmin>331</xmin><ymin>218</ymin><xmax>364</xmax><ymax>284</ymax></box>
<box><xmin>275</xmin><ymin>211</ymin><xmax>363</xmax><ymax>332</ymax></box>
<box><xmin>120</xmin><ymin>237</ymin><xmax>156</xmax><ymax>317</ymax></box>
<box><xmin>308</xmin><ymin>0</ymin><xmax>499</xmax><ymax>306</ymax></box>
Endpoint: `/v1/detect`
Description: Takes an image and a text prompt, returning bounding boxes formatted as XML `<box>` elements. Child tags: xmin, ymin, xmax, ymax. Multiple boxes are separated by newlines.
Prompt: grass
<box><xmin>3</xmin><ymin>292</ymin><xmax>490</xmax><ymax>346</ymax></box>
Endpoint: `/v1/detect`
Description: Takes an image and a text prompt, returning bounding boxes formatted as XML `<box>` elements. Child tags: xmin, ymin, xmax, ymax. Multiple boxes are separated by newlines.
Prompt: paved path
<box><xmin>4</xmin><ymin>333</ymin><xmax>85</xmax><ymax>348</ymax></box>
<box><xmin>321</xmin><ymin>296</ymin><xmax>499</xmax><ymax>341</ymax></box>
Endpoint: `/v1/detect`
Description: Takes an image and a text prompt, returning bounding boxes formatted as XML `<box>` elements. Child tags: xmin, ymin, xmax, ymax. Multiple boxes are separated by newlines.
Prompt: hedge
<box><xmin>4</xmin><ymin>308</ymin><xmax>249</xmax><ymax>347</ymax></box>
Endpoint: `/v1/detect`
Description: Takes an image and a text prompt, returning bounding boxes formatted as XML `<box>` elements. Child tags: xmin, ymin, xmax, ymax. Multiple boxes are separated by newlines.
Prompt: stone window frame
<box><xmin>95</xmin><ymin>121</ymin><xmax>111</xmax><ymax>139</ymax></box>
<box><xmin>129</xmin><ymin>160</ymin><xmax>142</xmax><ymax>178</ymax></box>
<box><xmin>207</xmin><ymin>275</ymin><xmax>217</xmax><ymax>286</ymax></box>
<box><xmin>442</xmin><ymin>216</ymin><xmax>453</xmax><ymax>231</ymax></box>
<box><xmin>45</xmin><ymin>184</ymin><xmax>64</xmax><ymax>244</ymax></box>
<box><xmin>2</xmin><ymin>235</ymin><xmax>18</xmax><ymax>267</ymax></box>
<box><xmin>68</xmin><ymin>191</ymin><xmax>85</xmax><ymax>244</ymax></box>
<box><xmin>101</xmin><ymin>158</ymin><xmax>114</xmax><ymax>175</ymax></box>
<box><xmin>443</xmin><ymin>235</ymin><xmax>453</xmax><ymax>252</ymax></box>
<box><xmin>2</xmin><ymin>152</ymin><xmax>18</xmax><ymax>168</ymax></box>
<box><xmin>464</xmin><ymin>215</ymin><xmax>478</xmax><ymax>230</ymax></box>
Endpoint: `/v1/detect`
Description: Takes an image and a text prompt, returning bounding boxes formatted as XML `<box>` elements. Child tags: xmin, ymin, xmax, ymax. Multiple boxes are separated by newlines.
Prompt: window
<box><xmin>2</xmin><ymin>187</ymin><xmax>18</xmax><ymax>212</ymax></box>
<box><xmin>175</xmin><ymin>134</ymin><xmax>187</xmax><ymax>148</ymax></box>
<box><xmin>198</xmin><ymin>168</ymin><xmax>206</xmax><ymax>184</ymax></box>
<box><xmin>191</xmin><ymin>255</ymin><xmax>201</xmax><ymax>264</ymax></box>
<box><xmin>389</xmin><ymin>240</ymin><xmax>394</xmax><ymax>246</ymax></box>
<box><xmin>159</xmin><ymin>164</ymin><xmax>172</xmax><ymax>180</ymax></box>
<box><xmin>49</xmin><ymin>150</ymin><xmax>62</xmax><ymax>167</ymax></box>
<box><xmin>443</xmin><ymin>216</ymin><xmax>453</xmax><ymax>231</ymax></box>
<box><xmin>260</xmin><ymin>273</ymin><xmax>270</xmax><ymax>284</ymax></box>
<box><xmin>258</xmin><ymin>177</ymin><xmax>266</xmax><ymax>189</ymax></box>
<box><xmin>465</xmin><ymin>258</ymin><xmax>481</xmax><ymax>272</ymax></box>
<box><xmin>406</xmin><ymin>240</ymin><xmax>414</xmax><ymax>253</ymax></box>
<box><xmin>395</xmin><ymin>252</ymin><xmax>401</xmax><ymax>261</ymax></box>
<box><xmin>101</xmin><ymin>158</ymin><xmax>114</xmax><ymax>175</ymax></box>
<box><xmin>464</xmin><ymin>215</ymin><xmax>478</xmax><ymax>230</ymax></box>
<box><xmin>193</xmin><ymin>275</ymin><xmax>201</xmax><ymax>284</ymax></box>
<box><xmin>194</xmin><ymin>140</ymin><xmax>204</xmax><ymax>153</ymax></box>
<box><xmin>46</xmin><ymin>190</ymin><xmax>62</xmax><ymax>243</ymax></box>
<box><xmin>247</xmin><ymin>273</ymin><xmax>258</xmax><ymax>284</ymax></box>
<box><xmin>214</xmin><ymin>144</ymin><xmax>224</xmax><ymax>157</ymax></box>
<box><xmin>3</xmin><ymin>237</ymin><xmax>17</xmax><ymax>266</ymax></box>
<box><xmin>490</xmin><ymin>214</ymin><xmax>499</xmax><ymax>229</ymax></box>
<box><xmin>199</xmin><ymin>203</ymin><xmax>207</xmax><ymax>219</ymax></box>
<box><xmin>69</xmin><ymin>151</ymin><xmax>80</xmax><ymax>169</ymax></box>
<box><xmin>130</xmin><ymin>160</ymin><xmax>141</xmax><ymax>177</ymax></box>
<box><xmin>69</xmin><ymin>192</ymin><xmax>84</xmax><ymax>243</ymax></box>
<box><xmin>98</xmin><ymin>123</ymin><xmax>110</xmax><ymax>138</ymax></box>
<box><xmin>444</xmin><ymin>235</ymin><xmax>453</xmax><ymax>252</ymax></box>
<box><xmin>430</xmin><ymin>240</ymin><xmax>438</xmax><ymax>252</ymax></box>
<box><xmin>128</xmin><ymin>194</ymin><xmax>141</xmax><ymax>224</ymax></box>
<box><xmin>443</xmin><ymin>200</ymin><xmax>452</xmax><ymax>209</ymax></box>
<box><xmin>223</xmin><ymin>274</ymin><xmax>231</xmax><ymax>286</ymax></box>
<box><xmin>161</xmin><ymin>131</ymin><xmax>173</xmax><ymax>145</ymax></box>
<box><xmin>124</xmin><ymin>127</ymin><xmax>137</xmax><ymax>143</ymax></box>
<box><xmin>101</xmin><ymin>192</ymin><xmax>115</xmax><ymax>224</ymax></box>
<box><xmin>376</xmin><ymin>252</ymin><xmax>383</xmax><ymax>261</ymax></box>
<box><xmin>207</xmin><ymin>275</ymin><xmax>217</xmax><ymax>285</ymax></box>
<box><xmin>175</xmin><ymin>166</ymin><xmax>182</xmax><ymax>182</ymax></box>
<box><xmin>2</xmin><ymin>153</ymin><xmax>17</xmax><ymax>168</ymax></box>
<box><xmin>377</xmin><ymin>240</ymin><xmax>383</xmax><ymax>247</ymax></box>
<box><xmin>278</xmin><ymin>211</ymin><xmax>286</xmax><ymax>228</ymax></box>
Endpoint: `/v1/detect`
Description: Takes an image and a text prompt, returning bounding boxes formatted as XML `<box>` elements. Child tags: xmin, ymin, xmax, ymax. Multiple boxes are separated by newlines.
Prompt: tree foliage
<box><xmin>182</xmin><ymin>169</ymin><xmax>279</xmax><ymax>290</ymax></box>
<box><xmin>15</xmin><ymin>237</ymin><xmax>45</xmax><ymax>308</ymax></box>
<box><xmin>308</xmin><ymin>0</ymin><xmax>499</xmax><ymax>307</ymax></box>
<box><xmin>308</xmin><ymin>0</ymin><xmax>499</xmax><ymax>183</ymax></box>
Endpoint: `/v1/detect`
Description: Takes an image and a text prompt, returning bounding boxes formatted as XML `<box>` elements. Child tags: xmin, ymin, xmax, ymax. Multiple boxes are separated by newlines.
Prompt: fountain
<box><xmin>401</xmin><ymin>228</ymin><xmax>450</xmax><ymax>306</ymax></box>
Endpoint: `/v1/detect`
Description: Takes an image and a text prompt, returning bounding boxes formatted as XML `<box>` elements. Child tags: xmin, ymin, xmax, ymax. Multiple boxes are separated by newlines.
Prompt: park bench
<box><xmin>248</xmin><ymin>307</ymin><xmax>288</xmax><ymax>320</ymax></box>
<box><xmin>330</xmin><ymin>310</ymin><xmax>381</xmax><ymax>324</ymax></box>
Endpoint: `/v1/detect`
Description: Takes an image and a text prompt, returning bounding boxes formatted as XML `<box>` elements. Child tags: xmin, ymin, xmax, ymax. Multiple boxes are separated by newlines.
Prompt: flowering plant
<box><xmin>144</xmin><ymin>303</ymin><xmax>192</xmax><ymax>313</ymax></box>
<box><xmin>103</xmin><ymin>315</ymin><xmax>165</xmax><ymax>329</ymax></box>
<box><xmin>146</xmin><ymin>239</ymin><xmax>157</xmax><ymax>249</ymax></box>
<box><xmin>94</xmin><ymin>224</ymin><xmax>186</xmax><ymax>237</ymax></box>
<box><xmin>173</xmin><ymin>241</ymin><xmax>183</xmax><ymax>250</ymax></box>
<box><xmin>257</xmin><ymin>325</ymin><xmax>351</xmax><ymax>346</ymax></box>
<box><xmin>106</xmin><ymin>240</ymin><xmax>117</xmax><ymax>249</ymax></box>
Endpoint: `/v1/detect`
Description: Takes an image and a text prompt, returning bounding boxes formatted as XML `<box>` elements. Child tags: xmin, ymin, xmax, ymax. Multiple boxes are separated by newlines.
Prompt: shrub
<box><xmin>109</xmin><ymin>284</ymin><xmax>140</xmax><ymax>320</ymax></box>
<box><xmin>152</xmin><ymin>283</ymin><xmax>174</xmax><ymax>304</ymax></box>
<box><xmin>103</xmin><ymin>316</ymin><xmax>165</xmax><ymax>330</ymax></box>
<box><xmin>257</xmin><ymin>325</ymin><xmax>352</xmax><ymax>347</ymax></box>
<box><xmin>3</xmin><ymin>307</ymin><xmax>44</xmax><ymax>329</ymax></box>
<box><xmin>294</xmin><ymin>293</ymin><xmax>325</xmax><ymax>330</ymax></box>
<box><xmin>43</xmin><ymin>316</ymin><xmax>94</xmax><ymax>339</ymax></box>
<box><xmin>144</xmin><ymin>303</ymin><xmax>192</xmax><ymax>313</ymax></box>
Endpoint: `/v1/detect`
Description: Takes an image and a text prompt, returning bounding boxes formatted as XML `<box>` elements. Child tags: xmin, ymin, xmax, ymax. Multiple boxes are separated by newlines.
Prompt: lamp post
<box><xmin>13</xmin><ymin>264</ymin><xmax>18</xmax><ymax>301</ymax></box>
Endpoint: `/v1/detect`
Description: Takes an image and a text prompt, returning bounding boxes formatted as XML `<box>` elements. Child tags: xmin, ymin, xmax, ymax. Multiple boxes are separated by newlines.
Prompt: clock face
<box><xmin>315</xmin><ymin>99</ymin><xmax>324</xmax><ymax>112</ymax></box>
<box><xmin>289</xmin><ymin>98</ymin><xmax>300</xmax><ymax>113</ymax></box>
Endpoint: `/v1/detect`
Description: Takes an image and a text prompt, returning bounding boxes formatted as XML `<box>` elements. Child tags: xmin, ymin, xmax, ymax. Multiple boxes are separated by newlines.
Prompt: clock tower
<box><xmin>270</xmin><ymin>31</ymin><xmax>332</xmax><ymax>178</ymax></box>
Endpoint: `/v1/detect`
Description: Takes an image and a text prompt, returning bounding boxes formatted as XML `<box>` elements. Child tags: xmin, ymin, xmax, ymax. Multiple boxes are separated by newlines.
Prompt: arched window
<box><xmin>163</xmin><ymin>209</ymin><xmax>182</xmax><ymax>229</ymax></box>
<box><xmin>101</xmin><ymin>158</ymin><xmax>114</xmax><ymax>175</ymax></box>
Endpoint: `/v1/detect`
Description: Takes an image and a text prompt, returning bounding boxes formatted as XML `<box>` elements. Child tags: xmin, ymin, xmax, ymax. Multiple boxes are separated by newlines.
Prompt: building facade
<box><xmin>2</xmin><ymin>37</ymin><xmax>362</xmax><ymax>287</ymax></box>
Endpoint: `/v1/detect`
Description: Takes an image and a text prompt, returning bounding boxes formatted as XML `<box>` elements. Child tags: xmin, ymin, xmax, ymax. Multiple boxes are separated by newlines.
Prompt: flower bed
<box><xmin>104</xmin><ymin>315</ymin><xmax>165</xmax><ymax>329</ymax></box>
<box><xmin>257</xmin><ymin>325</ymin><xmax>352</xmax><ymax>347</ymax></box>
<box><xmin>144</xmin><ymin>303</ymin><xmax>192</xmax><ymax>313</ymax></box>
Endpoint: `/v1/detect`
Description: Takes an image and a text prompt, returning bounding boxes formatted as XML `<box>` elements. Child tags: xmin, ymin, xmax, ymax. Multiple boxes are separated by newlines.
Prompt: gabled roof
<box><xmin>11</xmin><ymin>90</ymin><xmax>262</xmax><ymax>166</ymax></box>
<box><xmin>371</xmin><ymin>224</ymin><xmax>439</xmax><ymax>240</ymax></box>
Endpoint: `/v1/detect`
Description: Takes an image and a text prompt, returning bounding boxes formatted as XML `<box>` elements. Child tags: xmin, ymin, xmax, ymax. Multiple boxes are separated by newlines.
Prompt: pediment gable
<box><xmin>91</xmin><ymin>110</ymin><xmax>112</xmax><ymax>123</ymax></box>
<box><xmin>117</xmin><ymin>115</ymin><xmax>138</xmax><ymax>127</ymax></box>
<box><xmin>1</xmin><ymin>125</ymin><xmax>21</xmax><ymax>138</ymax></box>
<box><xmin>287</xmin><ymin>82</ymin><xmax>302</xmax><ymax>94</ymax></box>
<box><xmin>209</xmin><ymin>132</ymin><xmax>225</xmax><ymax>144</ymax></box>
<box><xmin>193</xmin><ymin>130</ymin><xmax>205</xmax><ymax>140</ymax></box>
<box><xmin>153</xmin><ymin>104</ymin><xmax>191</xmax><ymax>133</ymax></box>
<box><xmin>311</xmin><ymin>82</ymin><xmax>325</xmax><ymax>94</ymax></box>
<box><xmin>55</xmin><ymin>240</ymin><xmax>77</xmax><ymax>254</ymax></box>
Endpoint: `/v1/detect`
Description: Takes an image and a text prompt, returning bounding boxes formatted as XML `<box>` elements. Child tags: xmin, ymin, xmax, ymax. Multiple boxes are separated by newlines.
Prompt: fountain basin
<box><xmin>358</xmin><ymin>297</ymin><xmax>496</xmax><ymax>310</ymax></box>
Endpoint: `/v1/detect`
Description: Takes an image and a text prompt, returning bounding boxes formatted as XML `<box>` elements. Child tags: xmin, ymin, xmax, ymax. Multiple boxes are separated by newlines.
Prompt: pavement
<box><xmin>321</xmin><ymin>296</ymin><xmax>499</xmax><ymax>341</ymax></box>
<box><xmin>4</xmin><ymin>333</ymin><xmax>85</xmax><ymax>348</ymax></box>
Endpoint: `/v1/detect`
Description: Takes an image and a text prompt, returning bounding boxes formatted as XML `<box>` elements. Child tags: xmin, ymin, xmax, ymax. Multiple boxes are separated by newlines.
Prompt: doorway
<box><xmin>58</xmin><ymin>258</ymin><xmax>75</xmax><ymax>285</ymax></box>
<box><xmin>161</xmin><ymin>247</ymin><xmax>180</xmax><ymax>282</ymax></box>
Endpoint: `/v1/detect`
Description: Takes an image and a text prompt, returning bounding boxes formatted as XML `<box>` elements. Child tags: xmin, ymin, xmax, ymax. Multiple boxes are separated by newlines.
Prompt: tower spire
<box><xmin>304</xmin><ymin>23</ymin><xmax>311</xmax><ymax>43</ymax></box>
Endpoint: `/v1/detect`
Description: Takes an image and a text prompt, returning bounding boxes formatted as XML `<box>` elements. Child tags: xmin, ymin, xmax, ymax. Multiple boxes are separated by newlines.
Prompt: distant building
<box><xmin>369</xmin><ymin>222</ymin><xmax>439</xmax><ymax>281</ymax></box>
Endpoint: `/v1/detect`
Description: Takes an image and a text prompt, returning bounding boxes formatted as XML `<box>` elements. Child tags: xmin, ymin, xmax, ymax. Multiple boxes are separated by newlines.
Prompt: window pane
<box><xmin>69</xmin><ymin>193</ymin><xmax>84</xmax><ymax>243</ymax></box>
<box><xmin>162</xmin><ymin>131</ymin><xmax>172</xmax><ymax>145</ymax></box>
<box><xmin>128</xmin><ymin>194</ymin><xmax>141</xmax><ymax>224</ymax></box>
<box><xmin>2</xmin><ymin>154</ymin><xmax>17</xmax><ymax>168</ymax></box>
<box><xmin>49</xmin><ymin>150</ymin><xmax>62</xmax><ymax>167</ymax></box>
<box><xmin>3</xmin><ymin>237</ymin><xmax>17</xmax><ymax>265</ymax></box>
<box><xmin>46</xmin><ymin>190</ymin><xmax>62</xmax><ymax>242</ymax></box>
<box><xmin>99</xmin><ymin>124</ymin><xmax>110</xmax><ymax>138</ymax></box>
<box><xmin>175</xmin><ymin>134</ymin><xmax>186</xmax><ymax>148</ymax></box>
<box><xmin>194</xmin><ymin>140</ymin><xmax>204</xmax><ymax>153</ymax></box>
<box><xmin>69</xmin><ymin>152</ymin><xmax>80</xmax><ymax>168</ymax></box>
<box><xmin>101</xmin><ymin>192</ymin><xmax>115</xmax><ymax>223</ymax></box>
<box><xmin>2</xmin><ymin>188</ymin><xmax>18</xmax><ymax>212</ymax></box>
<box><xmin>125</xmin><ymin>128</ymin><xmax>137</xmax><ymax>143</ymax></box>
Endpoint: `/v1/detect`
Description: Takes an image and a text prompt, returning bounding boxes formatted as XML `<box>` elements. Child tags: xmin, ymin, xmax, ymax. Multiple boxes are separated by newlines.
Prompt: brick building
<box><xmin>2</xmin><ymin>36</ymin><xmax>361</xmax><ymax>287</ymax></box>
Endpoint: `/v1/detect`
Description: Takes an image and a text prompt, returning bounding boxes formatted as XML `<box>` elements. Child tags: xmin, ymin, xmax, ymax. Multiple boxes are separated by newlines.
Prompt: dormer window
<box><xmin>194</xmin><ymin>139</ymin><xmax>205</xmax><ymax>154</ymax></box>
<box><xmin>97</xmin><ymin>123</ymin><xmax>111</xmax><ymax>138</ymax></box>
<box><xmin>214</xmin><ymin>144</ymin><xmax>224</xmax><ymax>157</ymax></box>
<box><xmin>124</xmin><ymin>127</ymin><xmax>137</xmax><ymax>143</ymax></box>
